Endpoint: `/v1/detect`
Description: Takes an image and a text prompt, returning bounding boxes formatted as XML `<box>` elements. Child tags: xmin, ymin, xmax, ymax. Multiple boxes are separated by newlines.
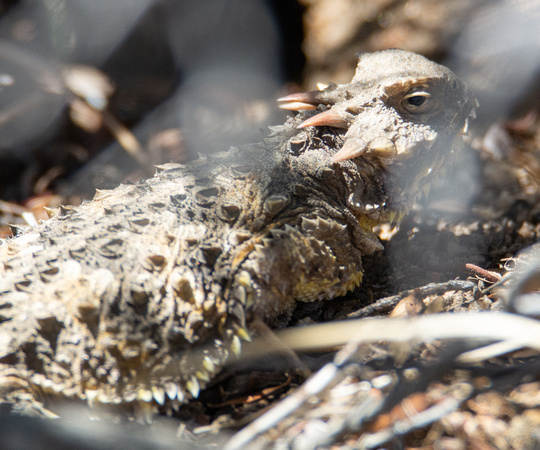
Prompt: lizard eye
<box><xmin>403</xmin><ymin>91</ymin><xmax>432</xmax><ymax>113</ymax></box>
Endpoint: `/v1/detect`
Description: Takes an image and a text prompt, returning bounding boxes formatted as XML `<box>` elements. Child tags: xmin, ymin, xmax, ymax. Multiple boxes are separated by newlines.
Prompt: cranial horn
<box><xmin>332</xmin><ymin>137</ymin><xmax>367</xmax><ymax>161</ymax></box>
<box><xmin>298</xmin><ymin>110</ymin><xmax>350</xmax><ymax>129</ymax></box>
<box><xmin>367</xmin><ymin>137</ymin><xmax>397</xmax><ymax>160</ymax></box>
<box><xmin>277</xmin><ymin>91</ymin><xmax>321</xmax><ymax>111</ymax></box>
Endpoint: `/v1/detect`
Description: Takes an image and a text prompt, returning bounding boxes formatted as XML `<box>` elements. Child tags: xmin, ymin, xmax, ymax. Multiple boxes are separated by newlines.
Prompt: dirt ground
<box><xmin>1</xmin><ymin>0</ymin><xmax>540</xmax><ymax>448</ymax></box>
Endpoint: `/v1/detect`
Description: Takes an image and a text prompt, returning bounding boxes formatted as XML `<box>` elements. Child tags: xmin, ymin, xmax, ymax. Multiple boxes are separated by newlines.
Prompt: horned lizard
<box><xmin>0</xmin><ymin>50</ymin><xmax>475</xmax><ymax>418</ymax></box>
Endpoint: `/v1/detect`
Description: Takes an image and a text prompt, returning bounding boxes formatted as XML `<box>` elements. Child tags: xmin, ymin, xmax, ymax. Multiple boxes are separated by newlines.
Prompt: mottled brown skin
<box><xmin>0</xmin><ymin>50</ymin><xmax>475</xmax><ymax>417</ymax></box>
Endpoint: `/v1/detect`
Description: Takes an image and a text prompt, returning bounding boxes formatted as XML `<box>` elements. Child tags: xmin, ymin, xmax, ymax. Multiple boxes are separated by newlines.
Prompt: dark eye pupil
<box><xmin>407</xmin><ymin>96</ymin><xmax>426</xmax><ymax>107</ymax></box>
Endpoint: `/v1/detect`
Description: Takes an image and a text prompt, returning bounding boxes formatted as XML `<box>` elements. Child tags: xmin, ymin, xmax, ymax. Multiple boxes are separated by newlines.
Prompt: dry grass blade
<box><xmin>226</xmin><ymin>311</ymin><xmax>540</xmax><ymax>448</ymax></box>
<box><xmin>224</xmin><ymin>364</ymin><xmax>342</xmax><ymax>450</ymax></box>
<box><xmin>358</xmin><ymin>383</ymin><xmax>472</xmax><ymax>449</ymax></box>
<box><xmin>276</xmin><ymin>311</ymin><xmax>540</xmax><ymax>353</ymax></box>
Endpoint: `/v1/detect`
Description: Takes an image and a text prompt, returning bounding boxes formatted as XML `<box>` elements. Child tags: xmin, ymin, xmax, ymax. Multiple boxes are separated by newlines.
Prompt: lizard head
<box><xmin>278</xmin><ymin>49</ymin><xmax>476</xmax><ymax>225</ymax></box>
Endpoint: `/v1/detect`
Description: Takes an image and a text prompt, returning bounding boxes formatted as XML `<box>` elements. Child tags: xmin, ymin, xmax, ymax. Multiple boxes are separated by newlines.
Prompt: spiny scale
<box><xmin>0</xmin><ymin>50</ymin><xmax>475</xmax><ymax>417</ymax></box>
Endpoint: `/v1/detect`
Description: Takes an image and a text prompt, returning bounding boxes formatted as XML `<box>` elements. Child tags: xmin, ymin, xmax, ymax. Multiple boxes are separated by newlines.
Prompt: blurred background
<box><xmin>0</xmin><ymin>0</ymin><xmax>539</xmax><ymax>266</ymax></box>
